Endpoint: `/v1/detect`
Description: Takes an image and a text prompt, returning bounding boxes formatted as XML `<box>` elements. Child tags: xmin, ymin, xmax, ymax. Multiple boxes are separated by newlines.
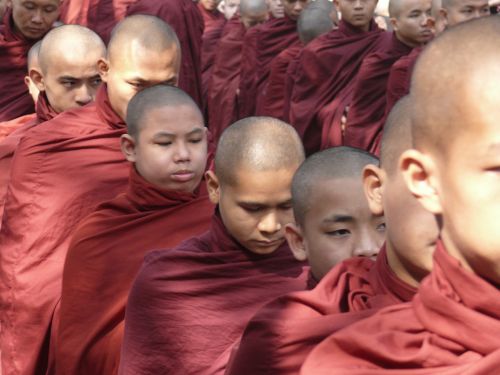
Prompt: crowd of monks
<box><xmin>0</xmin><ymin>0</ymin><xmax>499</xmax><ymax>374</ymax></box>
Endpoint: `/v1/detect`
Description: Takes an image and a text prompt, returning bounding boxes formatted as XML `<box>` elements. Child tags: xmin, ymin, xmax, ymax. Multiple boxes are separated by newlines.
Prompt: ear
<box><xmin>97</xmin><ymin>57</ymin><xmax>110</xmax><ymax>82</ymax></box>
<box><xmin>120</xmin><ymin>134</ymin><xmax>137</xmax><ymax>163</ymax></box>
<box><xmin>333</xmin><ymin>0</ymin><xmax>340</xmax><ymax>9</ymax></box>
<box><xmin>389</xmin><ymin>16</ymin><xmax>398</xmax><ymax>31</ymax></box>
<box><xmin>440</xmin><ymin>8</ymin><xmax>448</xmax><ymax>27</ymax></box>
<box><xmin>400</xmin><ymin>149</ymin><xmax>442</xmax><ymax>215</ymax></box>
<box><xmin>284</xmin><ymin>223</ymin><xmax>308</xmax><ymax>262</ymax></box>
<box><xmin>363</xmin><ymin>164</ymin><xmax>385</xmax><ymax>216</ymax></box>
<box><xmin>29</xmin><ymin>68</ymin><xmax>45</xmax><ymax>92</ymax></box>
<box><xmin>205</xmin><ymin>170</ymin><xmax>221</xmax><ymax>205</ymax></box>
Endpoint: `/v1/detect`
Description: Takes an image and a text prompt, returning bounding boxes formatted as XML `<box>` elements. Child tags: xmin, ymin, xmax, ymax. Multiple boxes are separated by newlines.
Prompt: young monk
<box><xmin>219</xmin><ymin>0</ymin><xmax>240</xmax><ymax>19</ymax></box>
<box><xmin>301</xmin><ymin>17</ymin><xmax>500</xmax><ymax>373</ymax></box>
<box><xmin>342</xmin><ymin>0</ymin><xmax>433</xmax><ymax>152</ymax></box>
<box><xmin>0</xmin><ymin>0</ymin><xmax>60</xmax><ymax>121</ymax></box>
<box><xmin>56</xmin><ymin>85</ymin><xmax>214</xmax><ymax>375</ymax></box>
<box><xmin>268</xmin><ymin>0</ymin><xmax>285</xmax><ymax>17</ymax></box>
<box><xmin>441</xmin><ymin>0</ymin><xmax>490</xmax><ymax>26</ymax></box>
<box><xmin>0</xmin><ymin>15</ymin><xmax>180</xmax><ymax>375</ymax></box>
<box><xmin>119</xmin><ymin>117</ymin><xmax>309</xmax><ymax>375</ymax></box>
<box><xmin>225</xmin><ymin>96</ymin><xmax>438</xmax><ymax>375</ymax></box>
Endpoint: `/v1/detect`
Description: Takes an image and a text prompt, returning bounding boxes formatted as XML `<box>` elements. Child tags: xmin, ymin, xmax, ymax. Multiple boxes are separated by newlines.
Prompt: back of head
<box><xmin>297</xmin><ymin>5</ymin><xmax>335</xmax><ymax>44</ymax></box>
<box><xmin>27</xmin><ymin>40</ymin><xmax>42</xmax><ymax>72</ymax></box>
<box><xmin>240</xmin><ymin>0</ymin><xmax>268</xmax><ymax>15</ymax></box>
<box><xmin>215</xmin><ymin>117</ymin><xmax>305</xmax><ymax>185</ymax></box>
<box><xmin>292</xmin><ymin>146</ymin><xmax>379</xmax><ymax>224</ymax></box>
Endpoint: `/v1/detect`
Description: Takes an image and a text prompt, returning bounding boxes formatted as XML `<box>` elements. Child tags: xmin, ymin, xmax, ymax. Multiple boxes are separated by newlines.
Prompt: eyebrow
<box><xmin>323</xmin><ymin>215</ymin><xmax>354</xmax><ymax>224</ymax></box>
<box><xmin>486</xmin><ymin>143</ymin><xmax>500</xmax><ymax>154</ymax></box>
<box><xmin>154</xmin><ymin>127</ymin><xmax>205</xmax><ymax>137</ymax></box>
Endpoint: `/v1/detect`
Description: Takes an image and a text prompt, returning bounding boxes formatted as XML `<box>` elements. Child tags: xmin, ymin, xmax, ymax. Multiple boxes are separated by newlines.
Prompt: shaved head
<box><xmin>388</xmin><ymin>0</ymin><xmax>406</xmax><ymax>17</ymax></box>
<box><xmin>292</xmin><ymin>146</ymin><xmax>379</xmax><ymax>224</ymax></box>
<box><xmin>126</xmin><ymin>84</ymin><xmax>202</xmax><ymax>138</ymax></box>
<box><xmin>380</xmin><ymin>96</ymin><xmax>413</xmax><ymax>175</ymax></box>
<box><xmin>27</xmin><ymin>40</ymin><xmax>41</xmax><ymax>71</ymax></box>
<box><xmin>310</xmin><ymin>0</ymin><xmax>339</xmax><ymax>23</ymax></box>
<box><xmin>297</xmin><ymin>5</ymin><xmax>335</xmax><ymax>44</ymax></box>
<box><xmin>215</xmin><ymin>117</ymin><xmax>305</xmax><ymax>185</ymax></box>
<box><xmin>240</xmin><ymin>0</ymin><xmax>268</xmax><ymax>14</ymax></box>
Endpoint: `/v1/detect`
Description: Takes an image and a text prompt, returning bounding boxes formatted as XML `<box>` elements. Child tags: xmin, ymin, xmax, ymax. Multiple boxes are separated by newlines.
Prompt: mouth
<box><xmin>255</xmin><ymin>239</ymin><xmax>283</xmax><ymax>248</ymax></box>
<box><xmin>171</xmin><ymin>170</ymin><xmax>195</xmax><ymax>182</ymax></box>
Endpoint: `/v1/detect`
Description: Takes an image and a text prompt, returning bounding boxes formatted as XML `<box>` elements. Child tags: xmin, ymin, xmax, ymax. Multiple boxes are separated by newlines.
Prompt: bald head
<box><xmin>309</xmin><ymin>0</ymin><xmax>339</xmax><ymax>23</ymax></box>
<box><xmin>126</xmin><ymin>84</ymin><xmax>202</xmax><ymax>139</ymax></box>
<box><xmin>240</xmin><ymin>0</ymin><xmax>268</xmax><ymax>14</ymax></box>
<box><xmin>297</xmin><ymin>5</ymin><xmax>335</xmax><ymax>44</ymax></box>
<box><xmin>292</xmin><ymin>146</ymin><xmax>379</xmax><ymax>224</ymax></box>
<box><xmin>27</xmin><ymin>40</ymin><xmax>41</xmax><ymax>72</ymax></box>
<box><xmin>441</xmin><ymin>0</ymin><xmax>490</xmax><ymax>26</ymax></box>
<box><xmin>215</xmin><ymin>117</ymin><xmax>305</xmax><ymax>185</ymax></box>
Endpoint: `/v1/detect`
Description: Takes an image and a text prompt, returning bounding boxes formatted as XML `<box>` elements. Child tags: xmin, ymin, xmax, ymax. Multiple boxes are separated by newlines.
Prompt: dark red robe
<box><xmin>119</xmin><ymin>211</ymin><xmax>309</xmax><ymax>375</ymax></box>
<box><xmin>56</xmin><ymin>167</ymin><xmax>214</xmax><ymax>375</ymax></box>
<box><xmin>0</xmin><ymin>113</ymin><xmax>35</xmax><ymax>141</ymax></box>
<box><xmin>301</xmin><ymin>241</ymin><xmax>500</xmax><ymax>374</ymax></box>
<box><xmin>342</xmin><ymin>34</ymin><xmax>412</xmax><ymax>152</ymax></box>
<box><xmin>126</xmin><ymin>0</ymin><xmax>204</xmax><ymax>108</ymax></box>
<box><xmin>0</xmin><ymin>85</ymin><xmax>129</xmax><ymax>375</ymax></box>
<box><xmin>225</xmin><ymin>247</ymin><xmax>416</xmax><ymax>375</ymax></box>
<box><xmin>237</xmin><ymin>25</ymin><xmax>260</xmax><ymax>119</ymax></box>
<box><xmin>0</xmin><ymin>9</ymin><xmax>37</xmax><ymax>122</ymax></box>
<box><xmin>288</xmin><ymin>21</ymin><xmax>390</xmax><ymax>155</ymax></box>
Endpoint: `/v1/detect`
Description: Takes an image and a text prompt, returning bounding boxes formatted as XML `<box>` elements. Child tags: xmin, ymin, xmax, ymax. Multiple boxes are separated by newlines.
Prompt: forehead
<box><xmin>140</xmin><ymin>105</ymin><xmax>204</xmax><ymax>133</ymax></box>
<box><xmin>449</xmin><ymin>0</ymin><xmax>488</xmax><ymax>8</ymax></box>
<box><xmin>112</xmin><ymin>41</ymin><xmax>179</xmax><ymax>75</ymax></box>
<box><xmin>14</xmin><ymin>0</ymin><xmax>60</xmax><ymax>7</ymax></box>
<box><xmin>226</xmin><ymin>167</ymin><xmax>296</xmax><ymax>199</ymax></box>
<box><xmin>398</xmin><ymin>0</ymin><xmax>432</xmax><ymax>13</ymax></box>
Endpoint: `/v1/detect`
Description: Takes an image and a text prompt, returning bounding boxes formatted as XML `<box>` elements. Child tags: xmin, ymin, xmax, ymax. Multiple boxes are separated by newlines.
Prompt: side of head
<box><xmin>402</xmin><ymin>17</ymin><xmax>500</xmax><ymax>285</ymax></box>
<box><xmin>29</xmin><ymin>25</ymin><xmax>106</xmax><ymax>113</ymax></box>
<box><xmin>389</xmin><ymin>0</ymin><xmax>434</xmax><ymax>47</ymax></box>
<box><xmin>440</xmin><ymin>0</ymin><xmax>489</xmax><ymax>27</ymax></box>
<box><xmin>200</xmin><ymin>0</ymin><xmax>222</xmax><ymax>11</ymax></box>
<box><xmin>240</xmin><ymin>0</ymin><xmax>269</xmax><ymax>28</ymax></box>
<box><xmin>335</xmin><ymin>0</ymin><xmax>378</xmax><ymax>31</ymax></box>
<box><xmin>99</xmin><ymin>15</ymin><xmax>181</xmax><ymax>121</ymax></box>
<box><xmin>267</xmin><ymin>0</ymin><xmax>285</xmax><ymax>18</ymax></box>
<box><xmin>282</xmin><ymin>0</ymin><xmax>310</xmax><ymax>21</ymax></box>
<box><xmin>206</xmin><ymin>117</ymin><xmax>305</xmax><ymax>255</ymax></box>
<box><xmin>297</xmin><ymin>5</ymin><xmax>335</xmax><ymax>44</ymax></box>
<box><xmin>287</xmin><ymin>146</ymin><xmax>385</xmax><ymax>281</ymax></box>
<box><xmin>430</xmin><ymin>0</ymin><xmax>446</xmax><ymax>34</ymax></box>
<box><xmin>364</xmin><ymin>96</ymin><xmax>438</xmax><ymax>287</ymax></box>
<box><xmin>10</xmin><ymin>0</ymin><xmax>60</xmax><ymax>40</ymax></box>
<box><xmin>121</xmin><ymin>85</ymin><xmax>207</xmax><ymax>193</ymax></box>
<box><xmin>24</xmin><ymin>40</ymin><xmax>41</xmax><ymax>104</ymax></box>
<box><xmin>220</xmin><ymin>0</ymin><xmax>240</xmax><ymax>19</ymax></box>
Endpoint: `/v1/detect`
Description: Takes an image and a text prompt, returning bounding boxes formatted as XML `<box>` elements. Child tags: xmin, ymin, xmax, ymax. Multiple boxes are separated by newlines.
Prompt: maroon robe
<box><xmin>56</xmin><ymin>167</ymin><xmax>214</xmax><ymax>375</ymax></box>
<box><xmin>0</xmin><ymin>85</ymin><xmax>129</xmax><ymax>375</ymax></box>
<box><xmin>301</xmin><ymin>241</ymin><xmax>500</xmax><ymax>374</ymax></box>
<box><xmin>226</xmin><ymin>247</ymin><xmax>416</xmax><ymax>375</ymax></box>
<box><xmin>126</xmin><ymin>0</ymin><xmax>204</xmax><ymax>107</ymax></box>
<box><xmin>288</xmin><ymin>21</ymin><xmax>389</xmax><ymax>155</ymax></box>
<box><xmin>119</xmin><ymin>211</ymin><xmax>309</xmax><ymax>375</ymax></box>
<box><xmin>0</xmin><ymin>113</ymin><xmax>35</xmax><ymax>142</ymax></box>
<box><xmin>237</xmin><ymin>25</ymin><xmax>260</xmax><ymax>119</ymax></box>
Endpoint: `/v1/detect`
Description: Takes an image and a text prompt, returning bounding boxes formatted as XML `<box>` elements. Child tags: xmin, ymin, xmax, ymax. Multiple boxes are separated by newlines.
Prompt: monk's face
<box><xmin>391</xmin><ymin>0</ymin><xmax>434</xmax><ymax>47</ymax></box>
<box><xmin>100</xmin><ymin>44</ymin><xmax>180</xmax><ymax>121</ymax></box>
<box><xmin>200</xmin><ymin>0</ymin><xmax>220</xmax><ymax>11</ymax></box>
<box><xmin>335</xmin><ymin>0</ymin><xmax>378</xmax><ymax>31</ymax></box>
<box><xmin>210</xmin><ymin>167</ymin><xmax>297</xmax><ymax>255</ymax></box>
<box><xmin>126</xmin><ymin>105</ymin><xmax>208</xmax><ymax>193</ymax></box>
<box><xmin>241</xmin><ymin>9</ymin><xmax>269</xmax><ymax>28</ymax></box>
<box><xmin>220</xmin><ymin>0</ymin><xmax>240</xmax><ymax>19</ymax></box>
<box><xmin>442</xmin><ymin>0</ymin><xmax>489</xmax><ymax>27</ymax></box>
<box><xmin>10</xmin><ymin>0</ymin><xmax>60</xmax><ymax>40</ymax></box>
<box><xmin>282</xmin><ymin>0</ymin><xmax>309</xmax><ymax>20</ymax></box>
<box><xmin>267</xmin><ymin>0</ymin><xmax>285</xmax><ymax>18</ymax></box>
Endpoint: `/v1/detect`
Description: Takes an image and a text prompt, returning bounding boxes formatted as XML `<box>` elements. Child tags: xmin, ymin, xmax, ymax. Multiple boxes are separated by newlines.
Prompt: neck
<box><xmin>395</xmin><ymin>32</ymin><xmax>420</xmax><ymax>48</ymax></box>
<box><xmin>385</xmin><ymin>240</ymin><xmax>421</xmax><ymax>288</ymax></box>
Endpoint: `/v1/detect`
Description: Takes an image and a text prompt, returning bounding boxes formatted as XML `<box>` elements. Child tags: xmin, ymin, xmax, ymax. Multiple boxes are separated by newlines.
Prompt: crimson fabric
<box><xmin>343</xmin><ymin>34</ymin><xmax>412</xmax><ymax>151</ymax></box>
<box><xmin>226</xmin><ymin>246</ymin><xmax>416</xmax><ymax>375</ymax></box>
<box><xmin>261</xmin><ymin>43</ymin><xmax>302</xmax><ymax>120</ymax></box>
<box><xmin>56</xmin><ymin>167</ymin><xmax>214</xmax><ymax>375</ymax></box>
<box><xmin>0</xmin><ymin>113</ymin><xmax>35</xmax><ymax>141</ymax></box>
<box><xmin>126</xmin><ymin>0</ymin><xmax>204</xmax><ymax>107</ymax></box>
<box><xmin>237</xmin><ymin>25</ymin><xmax>260</xmax><ymax>118</ymax></box>
<box><xmin>0</xmin><ymin>9</ymin><xmax>37</xmax><ymax>122</ymax></box>
<box><xmin>119</xmin><ymin>211</ymin><xmax>309</xmax><ymax>375</ymax></box>
<box><xmin>207</xmin><ymin>16</ymin><xmax>246</xmax><ymax>141</ymax></box>
<box><xmin>301</xmin><ymin>241</ymin><xmax>500</xmax><ymax>374</ymax></box>
<box><xmin>283</xmin><ymin>53</ymin><xmax>302</xmax><ymax>122</ymax></box>
<box><xmin>288</xmin><ymin>20</ymin><xmax>389</xmax><ymax>155</ymax></box>
<box><xmin>0</xmin><ymin>85</ymin><xmax>129</xmax><ymax>375</ymax></box>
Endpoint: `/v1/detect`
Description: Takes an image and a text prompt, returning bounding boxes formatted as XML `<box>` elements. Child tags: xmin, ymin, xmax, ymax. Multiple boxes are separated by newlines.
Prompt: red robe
<box><xmin>301</xmin><ymin>242</ymin><xmax>500</xmax><ymax>374</ymax></box>
<box><xmin>56</xmin><ymin>167</ymin><xmax>214</xmax><ymax>375</ymax></box>
<box><xmin>0</xmin><ymin>9</ymin><xmax>37</xmax><ymax>122</ymax></box>
<box><xmin>225</xmin><ymin>247</ymin><xmax>416</xmax><ymax>375</ymax></box>
<box><xmin>261</xmin><ymin>43</ymin><xmax>303</xmax><ymax>120</ymax></box>
<box><xmin>236</xmin><ymin>25</ymin><xmax>260</xmax><ymax>119</ymax></box>
<box><xmin>118</xmin><ymin>211</ymin><xmax>309</xmax><ymax>375</ymax></box>
<box><xmin>288</xmin><ymin>21</ymin><xmax>389</xmax><ymax>155</ymax></box>
<box><xmin>0</xmin><ymin>113</ymin><xmax>35</xmax><ymax>141</ymax></box>
<box><xmin>342</xmin><ymin>34</ymin><xmax>412</xmax><ymax>151</ymax></box>
<box><xmin>207</xmin><ymin>15</ymin><xmax>246</xmax><ymax>141</ymax></box>
<box><xmin>126</xmin><ymin>0</ymin><xmax>204</xmax><ymax>108</ymax></box>
<box><xmin>0</xmin><ymin>85</ymin><xmax>129</xmax><ymax>375</ymax></box>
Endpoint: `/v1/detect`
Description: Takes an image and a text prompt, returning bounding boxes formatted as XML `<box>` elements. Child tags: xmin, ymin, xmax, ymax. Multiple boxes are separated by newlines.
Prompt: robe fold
<box><xmin>343</xmin><ymin>34</ymin><xmax>412</xmax><ymax>151</ymax></box>
<box><xmin>225</xmin><ymin>246</ymin><xmax>416</xmax><ymax>375</ymax></box>
<box><xmin>0</xmin><ymin>85</ymin><xmax>129</xmax><ymax>375</ymax></box>
<box><xmin>0</xmin><ymin>113</ymin><xmax>35</xmax><ymax>142</ymax></box>
<box><xmin>207</xmin><ymin>16</ymin><xmax>245</xmax><ymax>141</ymax></box>
<box><xmin>301</xmin><ymin>241</ymin><xmax>500</xmax><ymax>375</ymax></box>
<box><xmin>0</xmin><ymin>9</ymin><xmax>37</xmax><ymax>122</ymax></box>
<box><xmin>119</xmin><ymin>211</ymin><xmax>309</xmax><ymax>375</ymax></box>
<box><xmin>126</xmin><ymin>0</ymin><xmax>204</xmax><ymax>108</ymax></box>
<box><xmin>288</xmin><ymin>20</ymin><xmax>389</xmax><ymax>155</ymax></box>
<box><xmin>56</xmin><ymin>166</ymin><xmax>214</xmax><ymax>375</ymax></box>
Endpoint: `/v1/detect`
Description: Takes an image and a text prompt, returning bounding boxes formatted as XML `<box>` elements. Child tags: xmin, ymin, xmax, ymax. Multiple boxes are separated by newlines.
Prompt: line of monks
<box><xmin>0</xmin><ymin>0</ymin><xmax>499</xmax><ymax>375</ymax></box>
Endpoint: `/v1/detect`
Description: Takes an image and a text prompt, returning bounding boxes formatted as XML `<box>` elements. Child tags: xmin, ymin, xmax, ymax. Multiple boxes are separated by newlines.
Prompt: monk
<box><xmin>301</xmin><ymin>17</ymin><xmax>500</xmax><ymax>374</ymax></box>
<box><xmin>207</xmin><ymin>0</ymin><xmax>268</xmax><ymax>141</ymax></box>
<box><xmin>441</xmin><ymin>0</ymin><xmax>490</xmax><ymax>25</ymax></box>
<box><xmin>0</xmin><ymin>15</ymin><xmax>181</xmax><ymax>375</ymax></box>
<box><xmin>0</xmin><ymin>0</ymin><xmax>60</xmax><ymax>122</ymax></box>
<box><xmin>119</xmin><ymin>117</ymin><xmax>309</xmax><ymax>375</ymax></box>
<box><xmin>288</xmin><ymin>0</ymin><xmax>390</xmax><ymax>155</ymax></box>
<box><xmin>226</xmin><ymin>96</ymin><xmax>439</xmax><ymax>375</ymax></box>
<box><xmin>126</xmin><ymin>0</ymin><xmax>204</xmax><ymax>108</ymax></box>
<box><xmin>56</xmin><ymin>85</ymin><xmax>214</xmax><ymax>375</ymax></box>
<box><xmin>268</xmin><ymin>0</ymin><xmax>285</xmax><ymax>17</ymax></box>
<box><xmin>342</xmin><ymin>0</ymin><xmax>433</xmax><ymax>152</ymax></box>
<box><xmin>261</xmin><ymin>4</ymin><xmax>335</xmax><ymax>119</ymax></box>
<box><xmin>219</xmin><ymin>0</ymin><xmax>241</xmax><ymax>19</ymax></box>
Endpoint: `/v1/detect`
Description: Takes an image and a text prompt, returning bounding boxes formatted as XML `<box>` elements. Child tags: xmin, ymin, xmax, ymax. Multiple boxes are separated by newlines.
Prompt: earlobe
<box><xmin>205</xmin><ymin>170</ymin><xmax>221</xmax><ymax>205</ymax></box>
<box><xmin>120</xmin><ymin>134</ymin><xmax>137</xmax><ymax>163</ymax></box>
<box><xmin>440</xmin><ymin>8</ymin><xmax>448</xmax><ymax>26</ymax></box>
<box><xmin>284</xmin><ymin>224</ymin><xmax>308</xmax><ymax>262</ymax></box>
<box><xmin>29</xmin><ymin>68</ymin><xmax>45</xmax><ymax>91</ymax></box>
<box><xmin>389</xmin><ymin>17</ymin><xmax>398</xmax><ymax>32</ymax></box>
<box><xmin>363</xmin><ymin>164</ymin><xmax>385</xmax><ymax>216</ymax></box>
<box><xmin>97</xmin><ymin>58</ymin><xmax>110</xmax><ymax>82</ymax></box>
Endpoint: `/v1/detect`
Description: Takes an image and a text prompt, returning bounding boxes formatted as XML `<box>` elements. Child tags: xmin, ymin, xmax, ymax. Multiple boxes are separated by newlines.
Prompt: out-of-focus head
<box><xmin>297</xmin><ymin>5</ymin><xmax>334</xmax><ymax>44</ymax></box>
<box><xmin>430</xmin><ymin>0</ymin><xmax>446</xmax><ymax>34</ymax></box>
<box><xmin>24</xmin><ymin>40</ymin><xmax>41</xmax><ymax>104</ymax></box>
<box><xmin>240</xmin><ymin>0</ymin><xmax>269</xmax><ymax>28</ymax></box>
<box><xmin>9</xmin><ymin>0</ymin><xmax>60</xmax><ymax>40</ymax></box>
<box><xmin>389</xmin><ymin>0</ymin><xmax>434</xmax><ymax>47</ymax></box>
<box><xmin>441</xmin><ymin>0</ymin><xmax>489</xmax><ymax>27</ymax></box>
<box><xmin>200</xmin><ymin>0</ymin><xmax>222</xmax><ymax>12</ymax></box>
<box><xmin>219</xmin><ymin>0</ymin><xmax>240</xmax><ymax>19</ymax></box>
<box><xmin>282</xmin><ymin>0</ymin><xmax>310</xmax><ymax>20</ymax></box>
<box><xmin>267</xmin><ymin>0</ymin><xmax>285</xmax><ymax>17</ymax></box>
<box><xmin>335</xmin><ymin>0</ymin><xmax>379</xmax><ymax>31</ymax></box>
<box><xmin>310</xmin><ymin>0</ymin><xmax>339</xmax><ymax>24</ymax></box>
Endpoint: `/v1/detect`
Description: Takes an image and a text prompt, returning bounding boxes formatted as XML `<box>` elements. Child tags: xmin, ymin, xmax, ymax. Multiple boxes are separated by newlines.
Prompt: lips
<box><xmin>255</xmin><ymin>239</ymin><xmax>282</xmax><ymax>247</ymax></box>
<box><xmin>170</xmin><ymin>170</ymin><xmax>195</xmax><ymax>183</ymax></box>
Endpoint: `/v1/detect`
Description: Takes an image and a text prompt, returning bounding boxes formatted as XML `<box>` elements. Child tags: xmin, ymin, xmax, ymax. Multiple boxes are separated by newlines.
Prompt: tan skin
<box><xmin>282</xmin><ymin>0</ymin><xmax>309</xmax><ymax>20</ymax></box>
<box><xmin>390</xmin><ymin>0</ymin><xmax>434</xmax><ymax>48</ymax></box>
<box><xmin>8</xmin><ymin>0</ymin><xmax>60</xmax><ymax>40</ymax></box>
<box><xmin>441</xmin><ymin>0</ymin><xmax>489</xmax><ymax>27</ymax></box>
<box><xmin>334</xmin><ymin>0</ymin><xmax>378</xmax><ymax>32</ymax></box>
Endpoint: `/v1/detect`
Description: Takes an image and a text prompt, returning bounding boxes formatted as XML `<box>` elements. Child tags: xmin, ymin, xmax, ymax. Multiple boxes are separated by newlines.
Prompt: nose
<box><xmin>293</xmin><ymin>1</ymin><xmax>304</xmax><ymax>11</ymax></box>
<box><xmin>352</xmin><ymin>230</ymin><xmax>381</xmax><ymax>258</ymax></box>
<box><xmin>421</xmin><ymin>13</ymin><xmax>430</xmax><ymax>26</ymax></box>
<box><xmin>31</xmin><ymin>9</ymin><xmax>43</xmax><ymax>24</ymax></box>
<box><xmin>173</xmin><ymin>141</ymin><xmax>191</xmax><ymax>162</ymax></box>
<box><xmin>471</xmin><ymin>9</ymin><xmax>483</xmax><ymax>19</ymax></box>
<box><xmin>258</xmin><ymin>211</ymin><xmax>281</xmax><ymax>235</ymax></box>
<box><xmin>354</xmin><ymin>0</ymin><xmax>363</xmax><ymax>10</ymax></box>
<box><xmin>75</xmin><ymin>84</ymin><xmax>93</xmax><ymax>106</ymax></box>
